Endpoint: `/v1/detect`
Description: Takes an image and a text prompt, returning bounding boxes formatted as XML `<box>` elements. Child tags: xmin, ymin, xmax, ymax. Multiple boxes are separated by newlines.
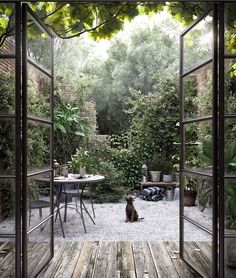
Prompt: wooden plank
<box><xmin>0</xmin><ymin>251</ymin><xmax>15</xmax><ymax>278</ymax></box>
<box><xmin>0</xmin><ymin>241</ymin><xmax>14</xmax><ymax>263</ymax></box>
<box><xmin>149</xmin><ymin>241</ymin><xmax>179</xmax><ymax>278</ymax></box>
<box><xmin>93</xmin><ymin>241</ymin><xmax>116</xmax><ymax>278</ymax></box>
<box><xmin>38</xmin><ymin>241</ymin><xmax>68</xmax><ymax>278</ymax></box>
<box><xmin>28</xmin><ymin>242</ymin><xmax>48</xmax><ymax>272</ymax></box>
<box><xmin>164</xmin><ymin>241</ymin><xmax>199</xmax><ymax>278</ymax></box>
<box><xmin>72</xmin><ymin>241</ymin><xmax>99</xmax><ymax>278</ymax></box>
<box><xmin>184</xmin><ymin>241</ymin><xmax>212</xmax><ymax>278</ymax></box>
<box><xmin>0</xmin><ymin>242</ymin><xmax>37</xmax><ymax>278</ymax></box>
<box><xmin>116</xmin><ymin>241</ymin><xmax>136</xmax><ymax>278</ymax></box>
<box><xmin>53</xmin><ymin>241</ymin><xmax>83</xmax><ymax>278</ymax></box>
<box><xmin>29</xmin><ymin>242</ymin><xmax>51</xmax><ymax>278</ymax></box>
<box><xmin>132</xmin><ymin>241</ymin><xmax>157</xmax><ymax>278</ymax></box>
<box><xmin>194</xmin><ymin>241</ymin><xmax>212</xmax><ymax>263</ymax></box>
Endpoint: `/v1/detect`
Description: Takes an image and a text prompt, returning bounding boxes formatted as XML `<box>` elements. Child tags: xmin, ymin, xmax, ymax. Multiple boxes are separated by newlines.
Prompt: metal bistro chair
<box><xmin>61</xmin><ymin>182</ymin><xmax>95</xmax><ymax>232</ymax></box>
<box><xmin>28</xmin><ymin>184</ymin><xmax>65</xmax><ymax>238</ymax></box>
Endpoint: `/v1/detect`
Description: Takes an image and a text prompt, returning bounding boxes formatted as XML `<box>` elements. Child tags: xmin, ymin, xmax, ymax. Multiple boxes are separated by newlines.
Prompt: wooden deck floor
<box><xmin>39</xmin><ymin>241</ymin><xmax>201</xmax><ymax>278</ymax></box>
<box><xmin>0</xmin><ymin>240</ymin><xmax>217</xmax><ymax>277</ymax></box>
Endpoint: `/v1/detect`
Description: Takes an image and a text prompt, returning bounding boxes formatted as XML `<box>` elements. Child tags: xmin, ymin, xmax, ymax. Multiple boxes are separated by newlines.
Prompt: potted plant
<box><xmin>148</xmin><ymin>156</ymin><xmax>161</xmax><ymax>182</ymax></box>
<box><xmin>166</xmin><ymin>184</ymin><xmax>175</xmax><ymax>201</ymax></box>
<box><xmin>68</xmin><ymin>147</ymin><xmax>92</xmax><ymax>177</ymax></box>
<box><xmin>183</xmin><ymin>176</ymin><xmax>198</xmax><ymax>206</ymax></box>
<box><xmin>162</xmin><ymin>160</ymin><xmax>174</xmax><ymax>182</ymax></box>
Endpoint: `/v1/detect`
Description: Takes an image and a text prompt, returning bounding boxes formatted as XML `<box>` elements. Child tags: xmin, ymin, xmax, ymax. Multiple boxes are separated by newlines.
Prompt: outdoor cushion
<box><xmin>139</xmin><ymin>187</ymin><xmax>164</xmax><ymax>201</ymax></box>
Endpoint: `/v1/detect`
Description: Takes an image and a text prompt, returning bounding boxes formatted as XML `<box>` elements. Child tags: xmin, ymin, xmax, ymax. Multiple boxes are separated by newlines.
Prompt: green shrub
<box><xmin>91</xmin><ymin>161</ymin><xmax>127</xmax><ymax>203</ymax></box>
<box><xmin>109</xmin><ymin>148</ymin><xmax>141</xmax><ymax>189</ymax></box>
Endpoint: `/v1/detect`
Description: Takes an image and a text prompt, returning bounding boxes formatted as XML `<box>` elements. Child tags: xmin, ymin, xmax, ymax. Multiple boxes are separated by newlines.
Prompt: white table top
<box><xmin>36</xmin><ymin>174</ymin><xmax>105</xmax><ymax>184</ymax></box>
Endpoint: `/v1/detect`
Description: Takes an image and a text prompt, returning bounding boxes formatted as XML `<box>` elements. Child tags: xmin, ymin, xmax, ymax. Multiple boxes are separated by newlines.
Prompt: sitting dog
<box><xmin>125</xmin><ymin>195</ymin><xmax>139</xmax><ymax>222</ymax></box>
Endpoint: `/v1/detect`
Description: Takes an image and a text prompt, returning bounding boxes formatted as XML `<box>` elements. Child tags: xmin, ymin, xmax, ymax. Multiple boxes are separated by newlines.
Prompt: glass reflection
<box><xmin>27</xmin><ymin>173</ymin><xmax>52</xmax><ymax>230</ymax></box>
<box><xmin>27</xmin><ymin>15</ymin><xmax>51</xmax><ymax>71</ymax></box>
<box><xmin>184</xmin><ymin>121</ymin><xmax>212</xmax><ymax>174</ymax></box>
<box><xmin>183</xmin><ymin>220</ymin><xmax>212</xmax><ymax>278</ymax></box>
<box><xmin>225</xmin><ymin>59</ymin><xmax>236</xmax><ymax>115</ymax></box>
<box><xmin>0</xmin><ymin>59</ymin><xmax>15</xmax><ymax>114</ymax></box>
<box><xmin>27</xmin><ymin>62</ymin><xmax>51</xmax><ymax>119</ymax></box>
<box><xmin>225</xmin><ymin>3</ymin><xmax>236</xmax><ymax>54</ymax></box>
<box><xmin>183</xmin><ymin>174</ymin><xmax>212</xmax><ymax>231</ymax></box>
<box><xmin>184</xmin><ymin>62</ymin><xmax>212</xmax><ymax>120</ymax></box>
<box><xmin>184</xmin><ymin>14</ymin><xmax>212</xmax><ymax>72</ymax></box>
<box><xmin>0</xmin><ymin>178</ymin><xmax>15</xmax><ymax>234</ymax></box>
<box><xmin>27</xmin><ymin>121</ymin><xmax>50</xmax><ymax>172</ymax></box>
<box><xmin>27</xmin><ymin>217</ymin><xmax>52</xmax><ymax>277</ymax></box>
<box><xmin>0</xmin><ymin>119</ymin><xmax>15</xmax><ymax>175</ymax></box>
<box><xmin>0</xmin><ymin>239</ymin><xmax>15</xmax><ymax>276</ymax></box>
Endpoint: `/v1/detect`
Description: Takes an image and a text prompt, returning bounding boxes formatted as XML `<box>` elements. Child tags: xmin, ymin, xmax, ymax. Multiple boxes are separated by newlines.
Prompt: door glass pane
<box><xmin>225</xmin><ymin>59</ymin><xmax>236</xmax><ymax>115</ymax></box>
<box><xmin>0</xmin><ymin>3</ymin><xmax>15</xmax><ymax>55</ymax></box>
<box><xmin>183</xmin><ymin>174</ymin><xmax>212</xmax><ymax>231</ymax></box>
<box><xmin>225</xmin><ymin>120</ymin><xmax>236</xmax><ymax>176</ymax></box>
<box><xmin>0</xmin><ymin>119</ymin><xmax>15</xmax><ymax>175</ymax></box>
<box><xmin>183</xmin><ymin>220</ymin><xmax>212</xmax><ymax>277</ymax></box>
<box><xmin>28</xmin><ymin>121</ymin><xmax>50</xmax><ymax>172</ymax></box>
<box><xmin>0</xmin><ymin>239</ymin><xmax>15</xmax><ymax>276</ymax></box>
<box><xmin>184</xmin><ymin>121</ymin><xmax>212</xmax><ymax>174</ymax></box>
<box><xmin>183</xmin><ymin>14</ymin><xmax>212</xmax><ymax>72</ymax></box>
<box><xmin>225</xmin><ymin>3</ymin><xmax>236</xmax><ymax>54</ymax></box>
<box><xmin>0</xmin><ymin>59</ymin><xmax>15</xmax><ymax>114</ymax></box>
<box><xmin>27</xmin><ymin>62</ymin><xmax>51</xmax><ymax>120</ymax></box>
<box><xmin>184</xmin><ymin>62</ymin><xmax>212</xmax><ymax>120</ymax></box>
<box><xmin>0</xmin><ymin>178</ymin><xmax>15</xmax><ymax>234</ymax></box>
<box><xmin>27</xmin><ymin>14</ymin><xmax>51</xmax><ymax>72</ymax></box>
<box><xmin>27</xmin><ymin>173</ymin><xmax>52</xmax><ymax>230</ymax></box>
<box><xmin>27</xmin><ymin>217</ymin><xmax>52</xmax><ymax>277</ymax></box>
<box><xmin>225</xmin><ymin>237</ymin><xmax>236</xmax><ymax>275</ymax></box>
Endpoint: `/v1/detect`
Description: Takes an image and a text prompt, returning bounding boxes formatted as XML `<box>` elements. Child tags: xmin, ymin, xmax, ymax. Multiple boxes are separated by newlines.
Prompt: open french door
<box><xmin>180</xmin><ymin>2</ymin><xmax>236</xmax><ymax>277</ymax></box>
<box><xmin>21</xmin><ymin>3</ymin><xmax>54</xmax><ymax>277</ymax></box>
<box><xmin>179</xmin><ymin>4</ymin><xmax>218</xmax><ymax>278</ymax></box>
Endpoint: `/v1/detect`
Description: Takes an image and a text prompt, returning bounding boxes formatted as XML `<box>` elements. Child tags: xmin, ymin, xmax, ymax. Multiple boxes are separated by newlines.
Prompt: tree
<box><xmin>0</xmin><ymin>2</ymin><xmax>210</xmax><ymax>47</ymax></box>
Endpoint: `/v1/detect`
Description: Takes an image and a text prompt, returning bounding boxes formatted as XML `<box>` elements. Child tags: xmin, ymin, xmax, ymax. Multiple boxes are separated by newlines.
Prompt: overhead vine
<box><xmin>0</xmin><ymin>1</ymin><xmax>211</xmax><ymax>47</ymax></box>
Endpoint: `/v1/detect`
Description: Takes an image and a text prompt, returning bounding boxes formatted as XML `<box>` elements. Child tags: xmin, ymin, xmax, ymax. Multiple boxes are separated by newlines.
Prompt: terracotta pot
<box><xmin>184</xmin><ymin>190</ymin><xmax>197</xmax><ymax>206</ymax></box>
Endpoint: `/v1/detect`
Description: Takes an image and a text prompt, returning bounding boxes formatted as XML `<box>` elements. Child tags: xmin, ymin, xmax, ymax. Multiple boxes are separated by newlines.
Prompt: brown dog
<box><xmin>125</xmin><ymin>195</ymin><xmax>139</xmax><ymax>222</ymax></box>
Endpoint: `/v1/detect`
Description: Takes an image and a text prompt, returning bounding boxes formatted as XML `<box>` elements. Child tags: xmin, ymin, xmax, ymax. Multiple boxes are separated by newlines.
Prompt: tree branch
<box><xmin>0</xmin><ymin>8</ymin><xmax>15</xmax><ymax>48</ymax></box>
<box><xmin>46</xmin><ymin>2</ymin><xmax>129</xmax><ymax>40</ymax></box>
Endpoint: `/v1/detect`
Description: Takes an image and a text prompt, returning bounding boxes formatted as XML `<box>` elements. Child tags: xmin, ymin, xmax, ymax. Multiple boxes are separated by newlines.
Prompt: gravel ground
<box><xmin>0</xmin><ymin>193</ymin><xmax>212</xmax><ymax>242</ymax></box>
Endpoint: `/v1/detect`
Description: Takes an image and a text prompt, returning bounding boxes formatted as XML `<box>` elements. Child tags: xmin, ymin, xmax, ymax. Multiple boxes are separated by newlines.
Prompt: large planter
<box><xmin>166</xmin><ymin>189</ymin><xmax>175</xmax><ymax>201</ymax></box>
<box><xmin>225</xmin><ymin>230</ymin><xmax>236</xmax><ymax>268</ymax></box>
<box><xmin>163</xmin><ymin>174</ymin><xmax>173</xmax><ymax>183</ymax></box>
<box><xmin>149</xmin><ymin>171</ymin><xmax>161</xmax><ymax>182</ymax></box>
<box><xmin>184</xmin><ymin>190</ymin><xmax>197</xmax><ymax>206</ymax></box>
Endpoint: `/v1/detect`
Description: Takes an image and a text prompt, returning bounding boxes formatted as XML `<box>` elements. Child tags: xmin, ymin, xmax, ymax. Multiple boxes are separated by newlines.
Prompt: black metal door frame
<box><xmin>0</xmin><ymin>2</ymin><xmax>54</xmax><ymax>276</ymax></box>
<box><xmin>180</xmin><ymin>2</ymin><xmax>236</xmax><ymax>277</ymax></box>
<box><xmin>21</xmin><ymin>3</ymin><xmax>55</xmax><ymax>277</ymax></box>
<box><xmin>179</xmin><ymin>3</ymin><xmax>218</xmax><ymax>277</ymax></box>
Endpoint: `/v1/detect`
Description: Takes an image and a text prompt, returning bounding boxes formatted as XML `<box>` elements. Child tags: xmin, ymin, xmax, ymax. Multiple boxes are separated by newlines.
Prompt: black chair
<box><xmin>28</xmin><ymin>185</ymin><xmax>65</xmax><ymax>238</ymax></box>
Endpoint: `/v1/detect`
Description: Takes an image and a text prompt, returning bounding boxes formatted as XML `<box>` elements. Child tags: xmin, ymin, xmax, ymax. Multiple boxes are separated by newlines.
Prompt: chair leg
<box><xmin>39</xmin><ymin>208</ymin><xmax>42</xmax><ymax>219</ymax></box>
<box><xmin>75</xmin><ymin>196</ymin><xmax>78</xmax><ymax>213</ymax></box>
<box><xmin>80</xmin><ymin>193</ymin><xmax>87</xmax><ymax>233</ymax></box>
<box><xmin>57</xmin><ymin>209</ymin><xmax>65</xmax><ymax>238</ymax></box>
<box><xmin>89</xmin><ymin>193</ymin><xmax>95</xmax><ymax>218</ymax></box>
<box><xmin>28</xmin><ymin>207</ymin><xmax>32</xmax><ymax>227</ymax></box>
<box><xmin>64</xmin><ymin>193</ymin><xmax>68</xmax><ymax>222</ymax></box>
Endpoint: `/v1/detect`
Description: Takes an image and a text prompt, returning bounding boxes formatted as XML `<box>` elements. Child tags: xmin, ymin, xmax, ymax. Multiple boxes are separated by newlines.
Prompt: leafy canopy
<box><xmin>0</xmin><ymin>1</ymin><xmax>210</xmax><ymax>46</ymax></box>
